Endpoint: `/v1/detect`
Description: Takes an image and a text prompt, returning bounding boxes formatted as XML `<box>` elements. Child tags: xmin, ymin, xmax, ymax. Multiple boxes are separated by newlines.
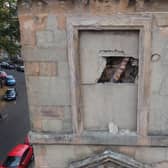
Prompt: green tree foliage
<box><xmin>0</xmin><ymin>0</ymin><xmax>20</xmax><ymax>58</ymax></box>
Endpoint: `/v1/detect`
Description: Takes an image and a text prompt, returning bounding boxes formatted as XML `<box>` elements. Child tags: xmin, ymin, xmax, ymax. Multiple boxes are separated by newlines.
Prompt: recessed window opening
<box><xmin>97</xmin><ymin>57</ymin><xmax>138</xmax><ymax>83</ymax></box>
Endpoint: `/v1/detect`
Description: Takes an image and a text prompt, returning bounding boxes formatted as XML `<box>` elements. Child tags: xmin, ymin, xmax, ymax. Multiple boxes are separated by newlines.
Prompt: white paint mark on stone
<box><xmin>108</xmin><ymin>122</ymin><xmax>118</xmax><ymax>134</ymax></box>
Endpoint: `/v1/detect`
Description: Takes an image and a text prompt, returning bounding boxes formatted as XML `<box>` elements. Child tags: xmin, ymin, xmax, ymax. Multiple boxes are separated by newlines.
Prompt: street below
<box><xmin>0</xmin><ymin>69</ymin><xmax>30</xmax><ymax>161</ymax></box>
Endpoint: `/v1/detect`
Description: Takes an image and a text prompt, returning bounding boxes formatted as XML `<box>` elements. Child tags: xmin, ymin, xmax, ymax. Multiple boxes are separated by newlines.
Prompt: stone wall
<box><xmin>18</xmin><ymin>0</ymin><xmax>168</xmax><ymax>167</ymax></box>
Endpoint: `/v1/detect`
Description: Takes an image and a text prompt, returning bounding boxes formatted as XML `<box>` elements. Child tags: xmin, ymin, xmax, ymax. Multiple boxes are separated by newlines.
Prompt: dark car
<box><xmin>5</xmin><ymin>75</ymin><xmax>16</xmax><ymax>86</ymax></box>
<box><xmin>3</xmin><ymin>88</ymin><xmax>17</xmax><ymax>101</ymax></box>
<box><xmin>16</xmin><ymin>65</ymin><xmax>24</xmax><ymax>72</ymax></box>
<box><xmin>0</xmin><ymin>143</ymin><xmax>34</xmax><ymax>168</ymax></box>
<box><xmin>8</xmin><ymin>64</ymin><xmax>16</xmax><ymax>70</ymax></box>
<box><xmin>1</xmin><ymin>62</ymin><xmax>15</xmax><ymax>70</ymax></box>
<box><xmin>1</xmin><ymin>62</ymin><xmax>9</xmax><ymax>69</ymax></box>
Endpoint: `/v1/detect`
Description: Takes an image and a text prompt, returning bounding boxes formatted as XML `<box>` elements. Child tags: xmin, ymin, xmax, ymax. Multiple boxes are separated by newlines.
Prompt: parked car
<box><xmin>16</xmin><ymin>65</ymin><xmax>24</xmax><ymax>72</ymax></box>
<box><xmin>1</xmin><ymin>62</ymin><xmax>9</xmax><ymax>69</ymax></box>
<box><xmin>0</xmin><ymin>144</ymin><xmax>34</xmax><ymax>168</ymax></box>
<box><xmin>3</xmin><ymin>88</ymin><xmax>17</xmax><ymax>101</ymax></box>
<box><xmin>0</xmin><ymin>71</ymin><xmax>7</xmax><ymax>79</ymax></box>
<box><xmin>8</xmin><ymin>64</ymin><xmax>16</xmax><ymax>70</ymax></box>
<box><xmin>5</xmin><ymin>75</ymin><xmax>16</xmax><ymax>86</ymax></box>
<box><xmin>1</xmin><ymin>62</ymin><xmax>16</xmax><ymax>70</ymax></box>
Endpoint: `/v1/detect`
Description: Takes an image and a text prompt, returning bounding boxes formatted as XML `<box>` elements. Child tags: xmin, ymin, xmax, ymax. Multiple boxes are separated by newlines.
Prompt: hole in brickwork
<box><xmin>97</xmin><ymin>57</ymin><xmax>138</xmax><ymax>83</ymax></box>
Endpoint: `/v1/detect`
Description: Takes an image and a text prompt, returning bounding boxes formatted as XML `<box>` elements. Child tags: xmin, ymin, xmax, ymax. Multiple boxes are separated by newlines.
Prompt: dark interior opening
<box><xmin>97</xmin><ymin>57</ymin><xmax>138</xmax><ymax>83</ymax></box>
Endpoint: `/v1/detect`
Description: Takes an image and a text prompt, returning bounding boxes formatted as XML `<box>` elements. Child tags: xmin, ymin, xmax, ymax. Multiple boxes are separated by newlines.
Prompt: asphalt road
<box><xmin>0</xmin><ymin>68</ymin><xmax>30</xmax><ymax>161</ymax></box>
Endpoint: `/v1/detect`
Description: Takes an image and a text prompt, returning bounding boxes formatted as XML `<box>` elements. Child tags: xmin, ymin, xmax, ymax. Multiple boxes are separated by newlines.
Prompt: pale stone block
<box><xmin>150</xmin><ymin>62</ymin><xmax>167</xmax><ymax>93</ymax></box>
<box><xmin>152</xmin><ymin>27</ymin><xmax>168</xmax><ymax>65</ymax></box>
<box><xmin>36</xmin><ymin>30</ymin><xmax>55</xmax><ymax>48</ymax></box>
<box><xmin>29</xmin><ymin>105</ymin><xmax>42</xmax><ymax>131</ymax></box>
<box><xmin>57</xmin><ymin>14</ymin><xmax>66</xmax><ymax>30</ymax></box>
<box><xmin>155</xmin><ymin>14</ymin><xmax>168</xmax><ymax>26</ymax></box>
<box><xmin>25</xmin><ymin>61</ymin><xmax>57</xmax><ymax>77</ymax></box>
<box><xmin>82</xmin><ymin>84</ymin><xmax>137</xmax><ymax>131</ymax></box>
<box><xmin>45</xmin><ymin>145</ymin><xmax>99</xmax><ymax>168</ymax></box>
<box><xmin>149</xmin><ymin>94</ymin><xmax>168</xmax><ymax>135</ymax></box>
<box><xmin>25</xmin><ymin>62</ymin><xmax>40</xmax><ymax>76</ymax></box>
<box><xmin>154</xmin><ymin>162</ymin><xmax>168</xmax><ymax>168</ymax></box>
<box><xmin>135</xmin><ymin>148</ymin><xmax>166</xmax><ymax>164</ymax></box>
<box><xmin>27</xmin><ymin>76</ymin><xmax>70</xmax><ymax>106</ymax></box>
<box><xmin>22</xmin><ymin>47</ymin><xmax>67</xmax><ymax>62</ymax></box>
<box><xmin>160</xmin><ymin>75</ymin><xmax>168</xmax><ymax>96</ymax></box>
<box><xmin>63</xmin><ymin>106</ymin><xmax>72</xmax><ymax>120</ymax></box>
<box><xmin>149</xmin><ymin>94</ymin><xmax>168</xmax><ymax>134</ymax></box>
<box><xmin>40</xmin><ymin>106</ymin><xmax>64</xmax><ymax>119</ymax></box>
<box><xmin>62</xmin><ymin>120</ymin><xmax>72</xmax><ymax>132</ymax></box>
<box><xmin>54</xmin><ymin>29</ymin><xmax>67</xmax><ymax>48</ymax></box>
<box><xmin>42</xmin><ymin>119</ymin><xmax>63</xmax><ymax>132</ymax></box>
<box><xmin>148</xmin><ymin>108</ymin><xmax>161</xmax><ymax>135</ymax></box>
<box><xmin>39</xmin><ymin>62</ymin><xmax>57</xmax><ymax>76</ymax></box>
<box><xmin>36</xmin><ymin>29</ymin><xmax>66</xmax><ymax>48</ymax></box>
<box><xmin>119</xmin><ymin>147</ymin><xmax>136</xmax><ymax>157</ymax></box>
<box><xmin>19</xmin><ymin>16</ymin><xmax>36</xmax><ymax>46</ymax></box>
<box><xmin>46</xmin><ymin>13</ymin><xmax>57</xmax><ymax>30</ymax></box>
<box><xmin>34</xmin><ymin>145</ymin><xmax>48</xmax><ymax>168</ymax></box>
<box><xmin>58</xmin><ymin>62</ymin><xmax>70</xmax><ymax>77</ymax></box>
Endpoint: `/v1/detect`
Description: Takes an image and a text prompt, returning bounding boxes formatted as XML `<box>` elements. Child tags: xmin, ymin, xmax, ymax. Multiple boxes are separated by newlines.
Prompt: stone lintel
<box><xmin>29</xmin><ymin>131</ymin><xmax>168</xmax><ymax>147</ymax></box>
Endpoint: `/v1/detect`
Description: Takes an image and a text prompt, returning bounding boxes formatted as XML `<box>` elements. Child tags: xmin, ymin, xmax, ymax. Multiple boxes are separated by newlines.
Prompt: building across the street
<box><xmin>18</xmin><ymin>0</ymin><xmax>168</xmax><ymax>167</ymax></box>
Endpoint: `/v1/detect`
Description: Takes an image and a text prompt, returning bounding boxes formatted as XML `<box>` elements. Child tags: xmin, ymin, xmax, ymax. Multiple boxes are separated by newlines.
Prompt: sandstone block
<box><xmin>135</xmin><ymin>148</ymin><xmax>166</xmax><ymax>164</ymax></box>
<box><xmin>36</xmin><ymin>30</ymin><xmax>55</xmax><ymax>48</ymax></box>
<box><xmin>40</xmin><ymin>106</ymin><xmax>64</xmax><ymax>119</ymax></box>
<box><xmin>25</xmin><ymin>62</ymin><xmax>40</xmax><ymax>76</ymax></box>
<box><xmin>22</xmin><ymin>47</ymin><xmax>67</xmax><ymax>62</ymax></box>
<box><xmin>39</xmin><ymin>62</ymin><xmax>57</xmax><ymax>76</ymax></box>
<box><xmin>27</xmin><ymin>76</ymin><xmax>70</xmax><ymax>106</ymax></box>
<box><xmin>42</xmin><ymin>119</ymin><xmax>63</xmax><ymax>132</ymax></box>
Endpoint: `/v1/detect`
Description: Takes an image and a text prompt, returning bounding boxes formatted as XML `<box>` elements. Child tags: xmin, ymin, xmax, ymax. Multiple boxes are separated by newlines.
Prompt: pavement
<box><xmin>0</xmin><ymin>68</ymin><xmax>30</xmax><ymax>162</ymax></box>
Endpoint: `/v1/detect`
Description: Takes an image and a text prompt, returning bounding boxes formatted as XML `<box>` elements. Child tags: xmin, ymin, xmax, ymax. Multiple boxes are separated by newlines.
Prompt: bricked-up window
<box><xmin>97</xmin><ymin>57</ymin><xmax>138</xmax><ymax>83</ymax></box>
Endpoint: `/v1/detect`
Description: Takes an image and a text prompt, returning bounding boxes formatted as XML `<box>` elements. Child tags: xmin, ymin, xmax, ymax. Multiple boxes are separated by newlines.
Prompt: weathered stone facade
<box><xmin>18</xmin><ymin>0</ymin><xmax>168</xmax><ymax>167</ymax></box>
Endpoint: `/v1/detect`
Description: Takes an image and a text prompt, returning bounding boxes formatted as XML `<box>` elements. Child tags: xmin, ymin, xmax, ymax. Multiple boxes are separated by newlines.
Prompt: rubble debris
<box><xmin>97</xmin><ymin>56</ymin><xmax>138</xmax><ymax>83</ymax></box>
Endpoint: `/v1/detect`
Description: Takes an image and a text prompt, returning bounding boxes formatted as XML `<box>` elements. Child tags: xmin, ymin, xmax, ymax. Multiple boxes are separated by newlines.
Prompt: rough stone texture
<box><xmin>22</xmin><ymin>47</ymin><xmax>67</xmax><ymax>62</ymax></box>
<box><xmin>135</xmin><ymin>148</ymin><xmax>167</xmax><ymax>164</ymax></box>
<box><xmin>44</xmin><ymin>145</ymin><xmax>104</xmax><ymax>168</ymax></box>
<box><xmin>36</xmin><ymin>30</ymin><xmax>55</xmax><ymax>48</ymax></box>
<box><xmin>29</xmin><ymin>105</ymin><xmax>72</xmax><ymax>132</ymax></box>
<box><xmin>33</xmin><ymin>145</ymin><xmax>168</xmax><ymax>168</ymax></box>
<box><xmin>153</xmin><ymin>161</ymin><xmax>168</xmax><ymax>168</ymax></box>
<box><xmin>26</xmin><ymin>76</ymin><xmax>70</xmax><ymax>106</ymax></box>
<box><xmin>82</xmin><ymin>84</ymin><xmax>137</xmax><ymax>131</ymax></box>
<box><xmin>42</xmin><ymin>119</ymin><xmax>64</xmax><ymax>132</ymax></box>
<box><xmin>25</xmin><ymin>61</ymin><xmax>57</xmax><ymax>77</ymax></box>
<box><xmin>80</xmin><ymin>30</ymin><xmax>139</xmax><ymax>83</ymax></box>
<box><xmin>58</xmin><ymin>62</ymin><xmax>70</xmax><ymax>78</ymax></box>
<box><xmin>18</xmin><ymin>0</ymin><xmax>168</xmax><ymax>167</ymax></box>
<box><xmin>149</xmin><ymin>21</ymin><xmax>168</xmax><ymax>135</ymax></box>
<box><xmin>69</xmin><ymin>150</ymin><xmax>147</xmax><ymax>168</ymax></box>
<box><xmin>19</xmin><ymin>15</ymin><xmax>36</xmax><ymax>46</ymax></box>
<box><xmin>39</xmin><ymin>62</ymin><xmax>57</xmax><ymax>76</ymax></box>
<box><xmin>34</xmin><ymin>145</ymin><xmax>48</xmax><ymax>168</ymax></box>
<box><xmin>36</xmin><ymin>29</ymin><xmax>66</xmax><ymax>48</ymax></box>
<box><xmin>40</xmin><ymin>106</ymin><xmax>64</xmax><ymax>119</ymax></box>
<box><xmin>25</xmin><ymin>62</ymin><xmax>40</xmax><ymax>76</ymax></box>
